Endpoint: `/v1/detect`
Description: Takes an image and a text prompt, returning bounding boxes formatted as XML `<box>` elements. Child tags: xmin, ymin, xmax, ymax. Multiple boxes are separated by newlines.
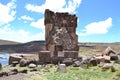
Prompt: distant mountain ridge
<box><xmin>0</xmin><ymin>39</ymin><xmax>20</xmax><ymax>45</ymax></box>
<box><xmin>0</xmin><ymin>39</ymin><xmax>120</xmax><ymax>53</ymax></box>
<box><xmin>0</xmin><ymin>40</ymin><xmax>46</xmax><ymax>53</ymax></box>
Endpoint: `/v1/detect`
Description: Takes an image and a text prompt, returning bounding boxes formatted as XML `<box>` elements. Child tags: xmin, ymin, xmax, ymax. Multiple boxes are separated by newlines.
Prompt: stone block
<box><xmin>58</xmin><ymin>51</ymin><xmax>64</xmax><ymax>57</ymax></box>
<box><xmin>63</xmin><ymin>58</ymin><xmax>73</xmax><ymax>66</ymax></box>
<box><xmin>63</xmin><ymin>51</ymin><xmax>78</xmax><ymax>58</ymax></box>
<box><xmin>58</xmin><ymin>64</ymin><xmax>66</xmax><ymax>72</ymax></box>
<box><xmin>110</xmin><ymin>55</ymin><xmax>118</xmax><ymax>61</ymax></box>
<box><xmin>9</xmin><ymin>55</ymin><xmax>22</xmax><ymax>65</ymax></box>
<box><xmin>39</xmin><ymin>51</ymin><xmax>51</xmax><ymax>63</ymax></box>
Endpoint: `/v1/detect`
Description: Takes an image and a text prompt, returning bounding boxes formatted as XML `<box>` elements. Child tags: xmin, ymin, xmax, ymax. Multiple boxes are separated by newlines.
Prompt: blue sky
<box><xmin>0</xmin><ymin>0</ymin><xmax>120</xmax><ymax>43</ymax></box>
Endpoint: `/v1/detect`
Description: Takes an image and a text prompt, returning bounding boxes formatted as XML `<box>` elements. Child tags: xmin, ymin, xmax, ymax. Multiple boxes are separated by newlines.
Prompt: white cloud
<box><xmin>0</xmin><ymin>0</ymin><xmax>16</xmax><ymax>26</ymax></box>
<box><xmin>26</xmin><ymin>0</ymin><xmax>82</xmax><ymax>40</ymax></box>
<box><xmin>78</xmin><ymin>17</ymin><xmax>112</xmax><ymax>36</ymax></box>
<box><xmin>21</xmin><ymin>15</ymin><xmax>34</xmax><ymax>21</ymax></box>
<box><xmin>30</xmin><ymin>18</ymin><xmax>45</xmax><ymax>30</ymax></box>
<box><xmin>0</xmin><ymin>25</ymin><xmax>45</xmax><ymax>43</ymax></box>
<box><xmin>25</xmin><ymin>0</ymin><xmax>81</xmax><ymax>14</ymax></box>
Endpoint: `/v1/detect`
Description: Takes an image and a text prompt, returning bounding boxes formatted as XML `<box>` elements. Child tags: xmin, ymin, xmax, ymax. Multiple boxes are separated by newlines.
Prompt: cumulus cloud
<box><xmin>25</xmin><ymin>0</ymin><xmax>81</xmax><ymax>14</ymax></box>
<box><xmin>0</xmin><ymin>25</ymin><xmax>45</xmax><ymax>43</ymax></box>
<box><xmin>26</xmin><ymin>0</ymin><xmax>81</xmax><ymax>33</ymax></box>
<box><xmin>78</xmin><ymin>17</ymin><xmax>112</xmax><ymax>36</ymax></box>
<box><xmin>0</xmin><ymin>0</ymin><xmax>16</xmax><ymax>26</ymax></box>
<box><xmin>25</xmin><ymin>0</ymin><xmax>82</xmax><ymax>41</ymax></box>
<box><xmin>20</xmin><ymin>15</ymin><xmax>34</xmax><ymax>21</ymax></box>
<box><xmin>30</xmin><ymin>18</ymin><xmax>44</xmax><ymax>30</ymax></box>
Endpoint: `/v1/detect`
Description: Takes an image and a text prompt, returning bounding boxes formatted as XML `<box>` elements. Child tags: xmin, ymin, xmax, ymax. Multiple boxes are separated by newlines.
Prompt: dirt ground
<box><xmin>0</xmin><ymin>73</ymin><xmax>26</xmax><ymax>80</ymax></box>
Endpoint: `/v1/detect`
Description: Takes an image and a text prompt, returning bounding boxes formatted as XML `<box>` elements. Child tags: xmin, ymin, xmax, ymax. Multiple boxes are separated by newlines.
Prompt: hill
<box><xmin>0</xmin><ymin>40</ymin><xmax>120</xmax><ymax>53</ymax></box>
<box><xmin>0</xmin><ymin>39</ymin><xmax>20</xmax><ymax>45</ymax></box>
<box><xmin>79</xmin><ymin>42</ymin><xmax>120</xmax><ymax>55</ymax></box>
<box><xmin>0</xmin><ymin>40</ymin><xmax>46</xmax><ymax>53</ymax></box>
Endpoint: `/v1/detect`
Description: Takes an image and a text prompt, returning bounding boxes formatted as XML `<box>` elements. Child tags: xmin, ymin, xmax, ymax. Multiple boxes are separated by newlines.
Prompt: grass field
<box><xmin>1</xmin><ymin>65</ymin><xmax>117</xmax><ymax>80</ymax></box>
<box><xmin>79</xmin><ymin>42</ymin><xmax>120</xmax><ymax>56</ymax></box>
<box><xmin>23</xmin><ymin>66</ymin><xmax>117</xmax><ymax>80</ymax></box>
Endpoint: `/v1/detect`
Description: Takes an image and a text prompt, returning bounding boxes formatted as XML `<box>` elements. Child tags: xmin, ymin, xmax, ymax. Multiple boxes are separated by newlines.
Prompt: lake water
<box><xmin>0</xmin><ymin>53</ymin><xmax>9</xmax><ymax>65</ymax></box>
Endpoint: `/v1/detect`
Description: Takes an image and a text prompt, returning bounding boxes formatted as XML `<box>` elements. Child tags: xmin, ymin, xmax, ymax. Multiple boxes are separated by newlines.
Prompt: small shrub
<box><xmin>113</xmin><ymin>72</ymin><xmax>120</xmax><ymax>80</ymax></box>
<box><xmin>116</xmin><ymin>72</ymin><xmax>120</xmax><ymax>77</ymax></box>
<box><xmin>110</xmin><ymin>66</ymin><xmax>116</xmax><ymax>72</ymax></box>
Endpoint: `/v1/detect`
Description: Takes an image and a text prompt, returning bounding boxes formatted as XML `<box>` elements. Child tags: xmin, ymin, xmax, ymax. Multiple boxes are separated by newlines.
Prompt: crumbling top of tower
<box><xmin>44</xmin><ymin>9</ymin><xmax>77</xmax><ymax>29</ymax></box>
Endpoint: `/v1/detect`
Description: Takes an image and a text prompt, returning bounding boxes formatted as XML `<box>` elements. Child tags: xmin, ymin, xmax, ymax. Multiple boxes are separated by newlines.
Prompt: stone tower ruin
<box><xmin>44</xmin><ymin>9</ymin><xmax>79</xmax><ymax>60</ymax></box>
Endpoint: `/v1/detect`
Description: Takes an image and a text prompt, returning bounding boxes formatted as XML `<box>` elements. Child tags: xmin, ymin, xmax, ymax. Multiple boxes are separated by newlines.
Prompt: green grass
<box><xmin>1</xmin><ymin>65</ymin><xmax>117</xmax><ymax>80</ymax></box>
<box><xmin>24</xmin><ymin>66</ymin><xmax>115</xmax><ymax>80</ymax></box>
<box><xmin>1</xmin><ymin>65</ymin><xmax>30</xmax><ymax>72</ymax></box>
<box><xmin>46</xmin><ymin>66</ymin><xmax>115</xmax><ymax>80</ymax></box>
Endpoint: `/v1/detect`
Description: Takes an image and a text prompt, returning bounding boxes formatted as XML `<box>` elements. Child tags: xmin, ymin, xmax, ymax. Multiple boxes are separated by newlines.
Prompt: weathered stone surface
<box><xmin>73</xmin><ymin>60</ymin><xmax>81</xmax><ymax>67</ymax></box>
<box><xmin>89</xmin><ymin>58</ymin><xmax>97</xmax><ymax>66</ymax></box>
<box><xmin>44</xmin><ymin>9</ymin><xmax>79</xmax><ymax>59</ymax></box>
<box><xmin>11</xmin><ymin>61</ymin><xmax>19</xmax><ymax>67</ymax></box>
<box><xmin>104</xmin><ymin>47</ymin><xmax>116</xmax><ymax>56</ymax></box>
<box><xmin>27</xmin><ymin>58</ymin><xmax>38</xmax><ymax>65</ymax></box>
<box><xmin>30</xmin><ymin>68</ymin><xmax>37</xmax><ymax>72</ymax></box>
<box><xmin>0</xmin><ymin>72</ymin><xmax>3</xmax><ymax>77</ymax></box>
<box><xmin>63</xmin><ymin>58</ymin><xmax>73</xmax><ymax>66</ymax></box>
<box><xmin>95</xmin><ymin>56</ymin><xmax>105</xmax><ymax>63</ymax></box>
<box><xmin>110</xmin><ymin>54</ymin><xmax>118</xmax><ymax>61</ymax></box>
<box><xmin>9</xmin><ymin>55</ymin><xmax>22</xmax><ymax>65</ymax></box>
<box><xmin>19</xmin><ymin>59</ymin><xmax>27</xmax><ymax>67</ymax></box>
<box><xmin>51</xmin><ymin>56</ymin><xmax>59</xmax><ymax>64</ymax></box>
<box><xmin>103</xmin><ymin>56</ymin><xmax>111</xmax><ymax>63</ymax></box>
<box><xmin>19</xmin><ymin>69</ymin><xmax>27</xmax><ymax>73</ymax></box>
<box><xmin>0</xmin><ymin>72</ymin><xmax>8</xmax><ymax>77</ymax></box>
<box><xmin>10</xmin><ymin>69</ymin><xmax>18</xmax><ymax>75</ymax></box>
<box><xmin>63</xmin><ymin>51</ymin><xmax>78</xmax><ymax>58</ymax></box>
<box><xmin>39</xmin><ymin>51</ymin><xmax>51</xmax><ymax>63</ymax></box>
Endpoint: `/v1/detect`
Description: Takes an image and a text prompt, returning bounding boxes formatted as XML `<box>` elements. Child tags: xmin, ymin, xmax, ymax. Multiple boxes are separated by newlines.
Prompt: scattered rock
<box><xmin>27</xmin><ymin>58</ymin><xmax>38</xmax><ymax>65</ymax></box>
<box><xmin>29</xmin><ymin>63</ymin><xmax>37</xmax><ymax>68</ymax></box>
<box><xmin>77</xmin><ymin>57</ymin><xmax>83</xmax><ymax>61</ymax></box>
<box><xmin>58</xmin><ymin>64</ymin><xmax>66</xmax><ymax>72</ymax></box>
<box><xmin>73</xmin><ymin>61</ymin><xmax>81</xmax><ymax>67</ymax></box>
<box><xmin>11</xmin><ymin>61</ymin><xmax>19</xmax><ymax>67</ymax></box>
<box><xmin>9</xmin><ymin>69</ymin><xmax>18</xmax><ymax>75</ymax></box>
<box><xmin>115</xmin><ymin>60</ymin><xmax>120</xmax><ymax>64</ymax></box>
<box><xmin>110</xmin><ymin>54</ymin><xmax>118</xmax><ymax>61</ymax></box>
<box><xmin>9</xmin><ymin>55</ymin><xmax>22</xmax><ymax>65</ymax></box>
<box><xmin>103</xmin><ymin>56</ymin><xmax>110</xmax><ymax>63</ymax></box>
<box><xmin>89</xmin><ymin>58</ymin><xmax>97</xmax><ymax>66</ymax></box>
<box><xmin>0</xmin><ymin>72</ymin><xmax>3</xmax><ymax>77</ymax></box>
<box><xmin>46</xmin><ymin>64</ymin><xmax>54</xmax><ymax>68</ymax></box>
<box><xmin>0</xmin><ymin>72</ymin><xmax>8</xmax><ymax>77</ymax></box>
<box><xmin>19</xmin><ymin>59</ymin><xmax>27</xmax><ymax>67</ymax></box>
<box><xmin>63</xmin><ymin>58</ymin><xmax>73</xmax><ymax>66</ymax></box>
<box><xmin>30</xmin><ymin>68</ymin><xmax>37</xmax><ymax>72</ymax></box>
<box><xmin>95</xmin><ymin>56</ymin><xmax>105</xmax><ymax>64</ymax></box>
<box><xmin>19</xmin><ymin>69</ymin><xmax>27</xmax><ymax>74</ymax></box>
<box><xmin>104</xmin><ymin>47</ymin><xmax>116</xmax><ymax>56</ymax></box>
<box><xmin>102</xmin><ymin>63</ymin><xmax>112</xmax><ymax>70</ymax></box>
